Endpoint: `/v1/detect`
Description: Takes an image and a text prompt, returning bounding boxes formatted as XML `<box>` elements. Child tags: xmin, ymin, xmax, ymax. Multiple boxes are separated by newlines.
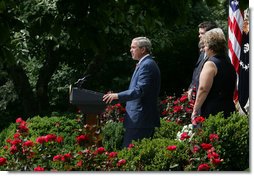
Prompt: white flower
<box><xmin>176</xmin><ymin>124</ymin><xmax>195</xmax><ymax>142</ymax></box>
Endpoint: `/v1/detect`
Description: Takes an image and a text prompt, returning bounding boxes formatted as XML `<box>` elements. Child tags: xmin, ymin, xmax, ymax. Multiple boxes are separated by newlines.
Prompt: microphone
<box><xmin>74</xmin><ymin>74</ymin><xmax>90</xmax><ymax>88</ymax></box>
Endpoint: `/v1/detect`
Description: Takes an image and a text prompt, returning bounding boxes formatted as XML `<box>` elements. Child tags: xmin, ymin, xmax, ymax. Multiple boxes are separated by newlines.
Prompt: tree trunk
<box><xmin>7</xmin><ymin>64</ymin><xmax>38</xmax><ymax>118</ymax></box>
<box><xmin>36</xmin><ymin>41</ymin><xmax>59</xmax><ymax>115</ymax></box>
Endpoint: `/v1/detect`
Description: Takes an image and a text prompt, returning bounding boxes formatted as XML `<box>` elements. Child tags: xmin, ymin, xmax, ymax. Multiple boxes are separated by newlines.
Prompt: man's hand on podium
<box><xmin>103</xmin><ymin>92</ymin><xmax>119</xmax><ymax>104</ymax></box>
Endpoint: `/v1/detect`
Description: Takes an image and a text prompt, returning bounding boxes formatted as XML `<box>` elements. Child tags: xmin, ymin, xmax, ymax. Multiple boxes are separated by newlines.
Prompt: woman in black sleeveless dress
<box><xmin>191</xmin><ymin>28</ymin><xmax>236</xmax><ymax>124</ymax></box>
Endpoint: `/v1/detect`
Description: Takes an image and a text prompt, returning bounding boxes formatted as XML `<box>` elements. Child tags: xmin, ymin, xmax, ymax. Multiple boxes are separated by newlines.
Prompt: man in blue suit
<box><xmin>103</xmin><ymin>37</ymin><xmax>161</xmax><ymax>148</ymax></box>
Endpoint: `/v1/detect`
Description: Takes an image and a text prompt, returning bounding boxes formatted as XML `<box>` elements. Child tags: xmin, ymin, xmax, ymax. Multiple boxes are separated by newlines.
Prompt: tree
<box><xmin>0</xmin><ymin>0</ymin><xmax>234</xmax><ymax>126</ymax></box>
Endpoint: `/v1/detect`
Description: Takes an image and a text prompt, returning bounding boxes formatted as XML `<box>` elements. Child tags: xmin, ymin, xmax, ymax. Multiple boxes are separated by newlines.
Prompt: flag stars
<box><xmin>243</xmin><ymin>43</ymin><xmax>249</xmax><ymax>53</ymax></box>
<box><xmin>231</xmin><ymin>0</ymin><xmax>239</xmax><ymax>6</ymax></box>
<box><xmin>239</xmin><ymin>61</ymin><xmax>249</xmax><ymax>71</ymax></box>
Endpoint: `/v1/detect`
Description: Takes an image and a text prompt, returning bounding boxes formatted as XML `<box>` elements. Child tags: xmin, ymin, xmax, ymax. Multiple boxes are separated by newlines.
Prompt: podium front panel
<box><xmin>70</xmin><ymin>87</ymin><xmax>106</xmax><ymax>114</ymax></box>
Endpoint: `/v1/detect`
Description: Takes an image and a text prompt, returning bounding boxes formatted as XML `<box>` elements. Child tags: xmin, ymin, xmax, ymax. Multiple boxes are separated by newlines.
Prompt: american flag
<box><xmin>228</xmin><ymin>0</ymin><xmax>244</xmax><ymax>101</ymax></box>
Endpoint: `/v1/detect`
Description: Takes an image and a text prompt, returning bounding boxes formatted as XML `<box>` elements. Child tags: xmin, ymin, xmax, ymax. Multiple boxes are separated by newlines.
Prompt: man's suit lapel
<box><xmin>130</xmin><ymin>64</ymin><xmax>140</xmax><ymax>82</ymax></box>
<box><xmin>195</xmin><ymin>52</ymin><xmax>205</xmax><ymax>66</ymax></box>
<box><xmin>130</xmin><ymin>56</ymin><xmax>149</xmax><ymax>84</ymax></box>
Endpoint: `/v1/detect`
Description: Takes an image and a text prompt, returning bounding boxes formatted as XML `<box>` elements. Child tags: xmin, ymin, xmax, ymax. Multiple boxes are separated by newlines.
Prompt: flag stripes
<box><xmin>228</xmin><ymin>0</ymin><xmax>244</xmax><ymax>100</ymax></box>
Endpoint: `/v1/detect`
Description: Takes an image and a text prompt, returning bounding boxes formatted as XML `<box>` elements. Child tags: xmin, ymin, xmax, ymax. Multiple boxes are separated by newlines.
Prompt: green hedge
<box><xmin>0</xmin><ymin>112</ymin><xmax>249</xmax><ymax>171</ymax></box>
<box><xmin>154</xmin><ymin>119</ymin><xmax>182</xmax><ymax>139</ymax></box>
<box><xmin>117</xmin><ymin>138</ymin><xmax>189</xmax><ymax>171</ymax></box>
<box><xmin>201</xmin><ymin>112</ymin><xmax>249</xmax><ymax>171</ymax></box>
<box><xmin>101</xmin><ymin>112</ymin><xmax>249</xmax><ymax>171</ymax></box>
<box><xmin>0</xmin><ymin>115</ymin><xmax>82</xmax><ymax>152</ymax></box>
<box><xmin>101</xmin><ymin>121</ymin><xmax>124</xmax><ymax>151</ymax></box>
<box><xmin>27</xmin><ymin>115</ymin><xmax>82</xmax><ymax>151</ymax></box>
<box><xmin>100</xmin><ymin>119</ymin><xmax>182</xmax><ymax>152</ymax></box>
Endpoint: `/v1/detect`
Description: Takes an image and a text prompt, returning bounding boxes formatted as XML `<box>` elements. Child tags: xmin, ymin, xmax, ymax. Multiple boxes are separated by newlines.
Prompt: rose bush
<box><xmin>0</xmin><ymin>117</ymin><xmax>127</xmax><ymax>171</ymax></box>
<box><xmin>0</xmin><ymin>92</ymin><xmax>249</xmax><ymax>171</ymax></box>
<box><xmin>160</xmin><ymin>91</ymin><xmax>194</xmax><ymax>125</ymax></box>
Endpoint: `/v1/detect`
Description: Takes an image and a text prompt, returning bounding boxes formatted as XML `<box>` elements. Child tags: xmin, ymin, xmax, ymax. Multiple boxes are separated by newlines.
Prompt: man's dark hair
<box><xmin>198</xmin><ymin>21</ymin><xmax>218</xmax><ymax>32</ymax></box>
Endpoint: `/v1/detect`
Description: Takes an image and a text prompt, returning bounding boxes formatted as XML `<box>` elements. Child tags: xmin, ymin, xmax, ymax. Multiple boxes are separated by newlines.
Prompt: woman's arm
<box><xmin>192</xmin><ymin>61</ymin><xmax>217</xmax><ymax>116</ymax></box>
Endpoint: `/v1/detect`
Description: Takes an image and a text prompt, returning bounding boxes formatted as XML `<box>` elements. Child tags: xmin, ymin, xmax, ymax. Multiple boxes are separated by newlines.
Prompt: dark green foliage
<box><xmin>0</xmin><ymin>123</ymin><xmax>16</xmax><ymax>148</ymax></box>
<box><xmin>101</xmin><ymin>121</ymin><xmax>124</xmax><ymax>152</ymax></box>
<box><xmin>27</xmin><ymin>116</ymin><xmax>82</xmax><ymax>151</ymax></box>
<box><xmin>101</xmin><ymin>118</ymin><xmax>183</xmax><ymax>152</ymax></box>
<box><xmin>117</xmin><ymin>138</ymin><xmax>189</xmax><ymax>171</ymax></box>
<box><xmin>158</xmin><ymin>27</ymin><xmax>199</xmax><ymax>96</ymax></box>
<box><xmin>0</xmin><ymin>115</ymin><xmax>82</xmax><ymax>152</ymax></box>
<box><xmin>201</xmin><ymin>112</ymin><xmax>249</xmax><ymax>171</ymax></box>
<box><xmin>48</xmin><ymin>63</ymin><xmax>79</xmax><ymax>111</ymax></box>
<box><xmin>154</xmin><ymin>119</ymin><xmax>182</xmax><ymax>140</ymax></box>
<box><xmin>0</xmin><ymin>81</ymin><xmax>21</xmax><ymax>130</ymax></box>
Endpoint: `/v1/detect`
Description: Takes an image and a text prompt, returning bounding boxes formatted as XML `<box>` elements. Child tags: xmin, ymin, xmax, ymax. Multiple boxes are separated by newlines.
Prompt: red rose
<box><xmin>180</xmin><ymin>95</ymin><xmax>188</xmax><ymax>102</ymax></box>
<box><xmin>109</xmin><ymin>152</ymin><xmax>118</xmax><ymax>158</ymax></box>
<box><xmin>161</xmin><ymin>99</ymin><xmax>168</xmax><ymax>104</ymax></box>
<box><xmin>96</xmin><ymin>147</ymin><xmax>105</xmax><ymax>154</ymax></box>
<box><xmin>180</xmin><ymin>132</ymin><xmax>190</xmax><ymax>140</ymax></box>
<box><xmin>161</xmin><ymin>110</ymin><xmax>168</xmax><ymax>115</ymax></box>
<box><xmin>23</xmin><ymin>140</ymin><xmax>34</xmax><ymax>147</ymax></box>
<box><xmin>167</xmin><ymin>145</ymin><xmax>177</xmax><ymax>151</ymax></box>
<box><xmin>119</xmin><ymin>117</ymin><xmax>124</xmax><ymax>122</ymax></box>
<box><xmin>10</xmin><ymin>139</ymin><xmax>22</xmax><ymax>146</ymax></box>
<box><xmin>211</xmin><ymin>152</ymin><xmax>219</xmax><ymax>159</ymax></box>
<box><xmin>45</xmin><ymin>134</ymin><xmax>57</xmax><ymax>142</ymax></box>
<box><xmin>194</xmin><ymin>116</ymin><xmax>205</xmax><ymax>123</ymax></box>
<box><xmin>56</xmin><ymin>136</ymin><xmax>64</xmax><ymax>143</ymax></box>
<box><xmin>200</xmin><ymin>143</ymin><xmax>213</xmax><ymax>150</ymax></box>
<box><xmin>16</xmin><ymin>117</ymin><xmax>24</xmax><ymax>123</ymax></box>
<box><xmin>197</xmin><ymin>163</ymin><xmax>210</xmax><ymax>171</ymax></box>
<box><xmin>0</xmin><ymin>157</ymin><xmax>7</xmax><ymax>166</ymax></box>
<box><xmin>36</xmin><ymin>136</ymin><xmax>47</xmax><ymax>144</ymax></box>
<box><xmin>13</xmin><ymin>133</ymin><xmax>21</xmax><ymax>139</ymax></box>
<box><xmin>117</xmin><ymin>159</ymin><xmax>126</xmax><ymax>167</ymax></box>
<box><xmin>10</xmin><ymin>145</ymin><xmax>18</xmax><ymax>154</ymax></box>
<box><xmin>128</xmin><ymin>143</ymin><xmax>135</xmax><ymax>149</ymax></box>
<box><xmin>34</xmin><ymin>166</ymin><xmax>45</xmax><ymax>171</ymax></box>
<box><xmin>212</xmin><ymin>158</ymin><xmax>223</xmax><ymax>165</ymax></box>
<box><xmin>173</xmin><ymin>106</ymin><xmax>182</xmax><ymax>113</ymax></box>
<box><xmin>53</xmin><ymin>155</ymin><xmax>62</xmax><ymax>161</ymax></box>
<box><xmin>76</xmin><ymin>134</ymin><xmax>89</xmax><ymax>144</ymax></box>
<box><xmin>18</xmin><ymin>124</ymin><xmax>29</xmax><ymax>133</ymax></box>
<box><xmin>77</xmin><ymin>160</ymin><xmax>83</xmax><ymax>167</ymax></box>
<box><xmin>193</xmin><ymin>145</ymin><xmax>200</xmax><ymax>153</ymax></box>
<box><xmin>63</xmin><ymin>153</ymin><xmax>72</xmax><ymax>160</ymax></box>
<box><xmin>209</xmin><ymin>134</ymin><xmax>219</xmax><ymax>142</ymax></box>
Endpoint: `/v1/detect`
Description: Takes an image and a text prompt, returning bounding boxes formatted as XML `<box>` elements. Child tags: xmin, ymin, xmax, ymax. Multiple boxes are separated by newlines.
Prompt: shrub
<box><xmin>154</xmin><ymin>119</ymin><xmax>182</xmax><ymax>140</ymax></box>
<box><xmin>6</xmin><ymin>115</ymin><xmax>82</xmax><ymax>152</ymax></box>
<box><xmin>101</xmin><ymin>118</ymin><xmax>183</xmax><ymax>152</ymax></box>
<box><xmin>27</xmin><ymin>116</ymin><xmax>82</xmax><ymax>148</ymax></box>
<box><xmin>26</xmin><ymin>115</ymin><xmax>102</xmax><ymax>150</ymax></box>
<box><xmin>100</xmin><ymin>103</ymin><xmax>126</xmax><ymax>125</ymax></box>
<box><xmin>200</xmin><ymin>112</ymin><xmax>249</xmax><ymax>171</ymax></box>
<box><xmin>181</xmin><ymin>122</ymin><xmax>224</xmax><ymax>171</ymax></box>
<box><xmin>117</xmin><ymin>138</ymin><xmax>189</xmax><ymax>171</ymax></box>
<box><xmin>0</xmin><ymin>123</ymin><xmax>16</xmax><ymax>147</ymax></box>
<box><xmin>160</xmin><ymin>91</ymin><xmax>194</xmax><ymax>125</ymax></box>
<box><xmin>0</xmin><ymin>117</ymin><xmax>123</xmax><ymax>171</ymax></box>
<box><xmin>0</xmin><ymin>111</ymin><xmax>248</xmax><ymax>171</ymax></box>
<box><xmin>101</xmin><ymin>121</ymin><xmax>124</xmax><ymax>152</ymax></box>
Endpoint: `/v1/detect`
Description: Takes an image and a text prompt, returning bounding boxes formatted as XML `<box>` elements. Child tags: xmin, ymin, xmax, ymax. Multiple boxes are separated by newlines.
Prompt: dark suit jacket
<box><xmin>189</xmin><ymin>51</ymin><xmax>208</xmax><ymax>90</ymax></box>
<box><xmin>118</xmin><ymin>55</ymin><xmax>161</xmax><ymax>128</ymax></box>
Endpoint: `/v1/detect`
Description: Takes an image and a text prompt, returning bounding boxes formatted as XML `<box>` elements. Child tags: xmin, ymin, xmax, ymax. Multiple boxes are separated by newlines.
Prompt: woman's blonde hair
<box><xmin>203</xmin><ymin>28</ymin><xmax>227</xmax><ymax>56</ymax></box>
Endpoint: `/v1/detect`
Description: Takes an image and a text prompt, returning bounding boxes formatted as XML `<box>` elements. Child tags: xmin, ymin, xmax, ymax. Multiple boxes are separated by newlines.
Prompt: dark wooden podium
<box><xmin>69</xmin><ymin>86</ymin><xmax>108</xmax><ymax>125</ymax></box>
